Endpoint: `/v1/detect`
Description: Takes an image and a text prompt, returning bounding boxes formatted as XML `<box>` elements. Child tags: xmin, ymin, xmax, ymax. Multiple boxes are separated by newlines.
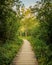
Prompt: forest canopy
<box><xmin>0</xmin><ymin>0</ymin><xmax>52</xmax><ymax>65</ymax></box>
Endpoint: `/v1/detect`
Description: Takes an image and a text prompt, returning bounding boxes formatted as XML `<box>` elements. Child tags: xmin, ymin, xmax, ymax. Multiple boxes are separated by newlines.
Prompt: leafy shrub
<box><xmin>28</xmin><ymin>37</ymin><xmax>52</xmax><ymax>65</ymax></box>
<box><xmin>0</xmin><ymin>38</ymin><xmax>23</xmax><ymax>65</ymax></box>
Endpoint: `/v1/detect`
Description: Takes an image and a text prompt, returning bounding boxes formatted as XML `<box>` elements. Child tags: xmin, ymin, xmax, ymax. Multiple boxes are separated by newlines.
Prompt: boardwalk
<box><xmin>11</xmin><ymin>39</ymin><xmax>38</xmax><ymax>65</ymax></box>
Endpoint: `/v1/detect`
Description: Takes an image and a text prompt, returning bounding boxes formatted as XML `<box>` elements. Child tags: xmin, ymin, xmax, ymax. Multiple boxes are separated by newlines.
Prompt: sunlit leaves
<box><xmin>18</xmin><ymin>8</ymin><xmax>40</xmax><ymax>36</ymax></box>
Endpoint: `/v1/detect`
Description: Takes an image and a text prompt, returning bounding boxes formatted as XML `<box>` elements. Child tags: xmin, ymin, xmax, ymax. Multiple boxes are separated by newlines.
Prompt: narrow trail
<box><xmin>11</xmin><ymin>39</ymin><xmax>38</xmax><ymax>65</ymax></box>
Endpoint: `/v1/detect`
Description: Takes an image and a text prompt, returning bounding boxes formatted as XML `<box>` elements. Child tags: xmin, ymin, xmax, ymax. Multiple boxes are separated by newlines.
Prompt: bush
<box><xmin>0</xmin><ymin>38</ymin><xmax>23</xmax><ymax>65</ymax></box>
<box><xmin>28</xmin><ymin>37</ymin><xmax>52</xmax><ymax>65</ymax></box>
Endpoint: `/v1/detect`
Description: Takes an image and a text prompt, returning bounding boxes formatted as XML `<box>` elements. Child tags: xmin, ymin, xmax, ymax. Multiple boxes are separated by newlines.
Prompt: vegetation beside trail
<box><xmin>27</xmin><ymin>37</ymin><xmax>52</xmax><ymax>65</ymax></box>
<box><xmin>0</xmin><ymin>38</ymin><xmax>23</xmax><ymax>65</ymax></box>
<box><xmin>26</xmin><ymin>0</ymin><xmax>52</xmax><ymax>65</ymax></box>
<box><xmin>0</xmin><ymin>0</ymin><xmax>52</xmax><ymax>65</ymax></box>
<box><xmin>0</xmin><ymin>0</ymin><xmax>23</xmax><ymax>65</ymax></box>
<box><xmin>20</xmin><ymin>0</ymin><xmax>52</xmax><ymax>65</ymax></box>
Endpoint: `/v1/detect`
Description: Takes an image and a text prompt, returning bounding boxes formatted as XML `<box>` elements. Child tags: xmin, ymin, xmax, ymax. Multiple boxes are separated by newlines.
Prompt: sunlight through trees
<box><xmin>0</xmin><ymin>0</ymin><xmax>52</xmax><ymax>65</ymax></box>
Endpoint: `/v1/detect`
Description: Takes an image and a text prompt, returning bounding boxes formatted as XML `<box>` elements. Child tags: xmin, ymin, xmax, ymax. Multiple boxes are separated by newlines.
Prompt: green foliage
<box><xmin>0</xmin><ymin>0</ymin><xmax>21</xmax><ymax>42</ymax></box>
<box><xmin>28</xmin><ymin>37</ymin><xmax>52</xmax><ymax>65</ymax></box>
<box><xmin>0</xmin><ymin>0</ymin><xmax>23</xmax><ymax>65</ymax></box>
<box><xmin>6</xmin><ymin>11</ymin><xmax>20</xmax><ymax>40</ymax></box>
<box><xmin>30</xmin><ymin>0</ymin><xmax>52</xmax><ymax>44</ymax></box>
<box><xmin>19</xmin><ymin>15</ymin><xmax>39</xmax><ymax>36</ymax></box>
<box><xmin>28</xmin><ymin>1</ymin><xmax>52</xmax><ymax>65</ymax></box>
<box><xmin>0</xmin><ymin>0</ymin><xmax>52</xmax><ymax>65</ymax></box>
<box><xmin>0</xmin><ymin>38</ymin><xmax>23</xmax><ymax>65</ymax></box>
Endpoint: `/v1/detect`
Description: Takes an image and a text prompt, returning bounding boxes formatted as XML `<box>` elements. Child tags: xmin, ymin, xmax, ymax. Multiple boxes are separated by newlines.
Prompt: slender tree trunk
<box><xmin>25</xmin><ymin>31</ymin><xmax>27</xmax><ymax>37</ymax></box>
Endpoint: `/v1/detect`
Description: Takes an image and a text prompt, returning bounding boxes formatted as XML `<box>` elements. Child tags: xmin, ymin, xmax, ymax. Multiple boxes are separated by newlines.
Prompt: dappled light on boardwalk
<box><xmin>11</xmin><ymin>39</ymin><xmax>38</xmax><ymax>65</ymax></box>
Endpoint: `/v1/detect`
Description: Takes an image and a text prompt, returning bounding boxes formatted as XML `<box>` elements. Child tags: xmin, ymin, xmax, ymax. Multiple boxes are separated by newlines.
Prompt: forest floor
<box><xmin>11</xmin><ymin>39</ymin><xmax>38</xmax><ymax>65</ymax></box>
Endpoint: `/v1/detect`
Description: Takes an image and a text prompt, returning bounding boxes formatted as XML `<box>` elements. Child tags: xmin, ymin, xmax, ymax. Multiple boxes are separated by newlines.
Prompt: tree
<box><xmin>18</xmin><ymin>8</ymin><xmax>40</xmax><ymax>36</ymax></box>
<box><xmin>30</xmin><ymin>0</ymin><xmax>52</xmax><ymax>44</ymax></box>
<box><xmin>0</xmin><ymin>0</ymin><xmax>22</xmax><ymax>42</ymax></box>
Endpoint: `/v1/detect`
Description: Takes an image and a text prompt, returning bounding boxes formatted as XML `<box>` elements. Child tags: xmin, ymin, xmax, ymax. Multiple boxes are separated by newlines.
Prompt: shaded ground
<box><xmin>11</xmin><ymin>39</ymin><xmax>38</xmax><ymax>65</ymax></box>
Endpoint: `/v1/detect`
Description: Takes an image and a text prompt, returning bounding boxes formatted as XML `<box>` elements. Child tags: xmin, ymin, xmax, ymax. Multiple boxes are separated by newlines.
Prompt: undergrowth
<box><xmin>27</xmin><ymin>37</ymin><xmax>52</xmax><ymax>65</ymax></box>
<box><xmin>0</xmin><ymin>38</ymin><xmax>23</xmax><ymax>65</ymax></box>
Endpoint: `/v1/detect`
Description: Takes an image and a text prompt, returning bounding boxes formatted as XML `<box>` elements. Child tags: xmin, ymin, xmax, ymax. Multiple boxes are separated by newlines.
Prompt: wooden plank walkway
<box><xmin>11</xmin><ymin>39</ymin><xmax>38</xmax><ymax>65</ymax></box>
